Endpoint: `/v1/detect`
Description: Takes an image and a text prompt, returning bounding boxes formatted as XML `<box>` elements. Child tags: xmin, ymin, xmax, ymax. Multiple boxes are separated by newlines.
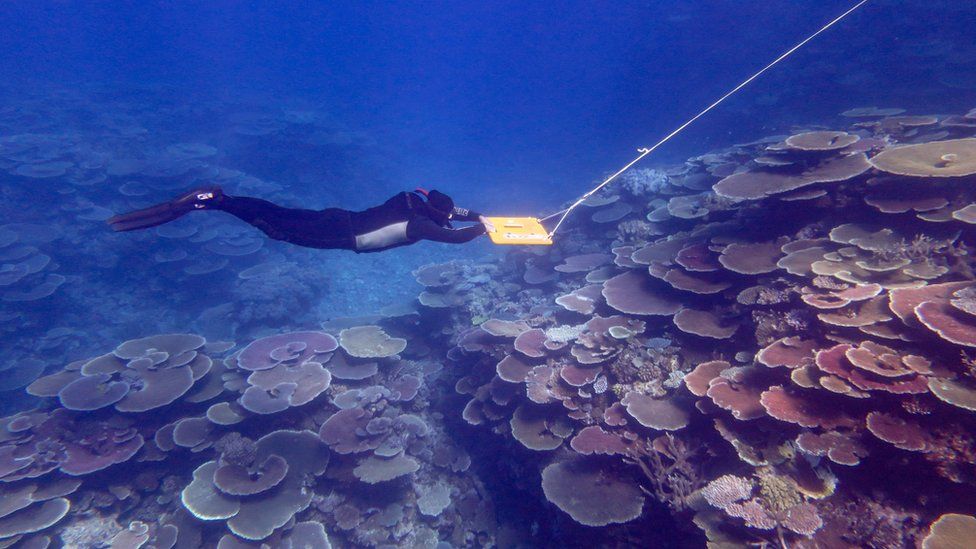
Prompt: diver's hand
<box><xmin>479</xmin><ymin>216</ymin><xmax>496</xmax><ymax>233</ymax></box>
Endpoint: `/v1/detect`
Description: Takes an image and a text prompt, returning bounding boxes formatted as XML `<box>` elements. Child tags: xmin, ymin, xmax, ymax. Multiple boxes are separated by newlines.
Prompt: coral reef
<box><xmin>4</xmin><ymin>84</ymin><xmax>976</xmax><ymax>546</ymax></box>
<box><xmin>401</xmin><ymin>104</ymin><xmax>976</xmax><ymax>547</ymax></box>
<box><xmin>1</xmin><ymin>329</ymin><xmax>492</xmax><ymax>546</ymax></box>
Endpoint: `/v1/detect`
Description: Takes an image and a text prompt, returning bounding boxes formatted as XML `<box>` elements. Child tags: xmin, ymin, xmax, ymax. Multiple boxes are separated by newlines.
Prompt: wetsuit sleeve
<box><xmin>408</xmin><ymin>217</ymin><xmax>486</xmax><ymax>243</ymax></box>
<box><xmin>451</xmin><ymin>206</ymin><xmax>482</xmax><ymax>222</ymax></box>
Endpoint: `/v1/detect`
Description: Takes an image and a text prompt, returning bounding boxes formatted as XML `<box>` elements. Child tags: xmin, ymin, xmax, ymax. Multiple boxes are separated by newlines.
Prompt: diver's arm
<box><xmin>451</xmin><ymin>207</ymin><xmax>495</xmax><ymax>232</ymax></box>
<box><xmin>408</xmin><ymin>217</ymin><xmax>486</xmax><ymax>244</ymax></box>
<box><xmin>450</xmin><ymin>206</ymin><xmax>481</xmax><ymax>222</ymax></box>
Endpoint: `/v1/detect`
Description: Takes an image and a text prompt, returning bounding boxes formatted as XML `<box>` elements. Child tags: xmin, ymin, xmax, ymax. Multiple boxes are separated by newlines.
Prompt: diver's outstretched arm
<box><xmin>107</xmin><ymin>187</ymin><xmax>222</xmax><ymax>232</ymax></box>
<box><xmin>408</xmin><ymin>217</ymin><xmax>486</xmax><ymax>244</ymax></box>
<box><xmin>450</xmin><ymin>206</ymin><xmax>495</xmax><ymax>233</ymax></box>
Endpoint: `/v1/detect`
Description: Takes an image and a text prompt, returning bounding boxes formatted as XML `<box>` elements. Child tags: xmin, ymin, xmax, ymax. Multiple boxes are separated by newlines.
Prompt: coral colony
<box><xmin>6</xmin><ymin>104</ymin><xmax>976</xmax><ymax>547</ymax></box>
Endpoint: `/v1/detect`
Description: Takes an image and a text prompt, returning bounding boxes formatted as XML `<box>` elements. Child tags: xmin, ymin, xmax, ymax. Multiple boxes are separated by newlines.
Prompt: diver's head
<box><xmin>423</xmin><ymin>189</ymin><xmax>455</xmax><ymax>227</ymax></box>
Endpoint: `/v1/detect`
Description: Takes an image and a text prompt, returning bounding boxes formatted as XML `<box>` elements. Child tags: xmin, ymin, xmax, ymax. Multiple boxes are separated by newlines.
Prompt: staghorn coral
<box><xmin>626</xmin><ymin>434</ymin><xmax>704</xmax><ymax>511</ymax></box>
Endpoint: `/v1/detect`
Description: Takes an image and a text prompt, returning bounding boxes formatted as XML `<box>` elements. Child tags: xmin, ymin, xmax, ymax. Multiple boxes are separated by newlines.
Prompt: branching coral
<box><xmin>701</xmin><ymin>469</ymin><xmax>823</xmax><ymax>545</ymax></box>
<box><xmin>625</xmin><ymin>434</ymin><xmax>704</xmax><ymax>511</ymax></box>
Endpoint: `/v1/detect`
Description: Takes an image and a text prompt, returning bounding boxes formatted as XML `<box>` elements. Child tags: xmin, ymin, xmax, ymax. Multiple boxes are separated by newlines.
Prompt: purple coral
<box><xmin>701</xmin><ymin>474</ymin><xmax>753</xmax><ymax>509</ymax></box>
<box><xmin>214</xmin><ymin>433</ymin><xmax>257</xmax><ymax>467</ymax></box>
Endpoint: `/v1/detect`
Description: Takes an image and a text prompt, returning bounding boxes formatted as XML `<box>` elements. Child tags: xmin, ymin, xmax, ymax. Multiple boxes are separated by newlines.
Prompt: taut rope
<box><xmin>543</xmin><ymin>0</ymin><xmax>869</xmax><ymax>239</ymax></box>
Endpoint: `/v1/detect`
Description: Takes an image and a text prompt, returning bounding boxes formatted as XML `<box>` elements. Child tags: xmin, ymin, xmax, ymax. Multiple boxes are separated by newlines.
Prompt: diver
<box><xmin>107</xmin><ymin>186</ymin><xmax>496</xmax><ymax>253</ymax></box>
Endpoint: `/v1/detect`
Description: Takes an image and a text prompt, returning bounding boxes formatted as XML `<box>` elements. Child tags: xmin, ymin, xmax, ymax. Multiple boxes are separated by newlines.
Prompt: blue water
<box><xmin>2</xmin><ymin>1</ymin><xmax>976</xmax><ymax>546</ymax></box>
<box><xmin>5</xmin><ymin>0</ymin><xmax>968</xmax><ymax>214</ymax></box>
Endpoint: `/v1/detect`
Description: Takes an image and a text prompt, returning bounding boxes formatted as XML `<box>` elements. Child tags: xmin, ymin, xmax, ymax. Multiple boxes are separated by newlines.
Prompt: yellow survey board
<box><xmin>486</xmin><ymin>217</ymin><xmax>553</xmax><ymax>246</ymax></box>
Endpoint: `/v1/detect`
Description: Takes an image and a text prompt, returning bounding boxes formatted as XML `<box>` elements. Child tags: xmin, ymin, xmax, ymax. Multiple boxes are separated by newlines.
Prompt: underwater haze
<box><xmin>2</xmin><ymin>1</ymin><xmax>976</xmax><ymax>547</ymax></box>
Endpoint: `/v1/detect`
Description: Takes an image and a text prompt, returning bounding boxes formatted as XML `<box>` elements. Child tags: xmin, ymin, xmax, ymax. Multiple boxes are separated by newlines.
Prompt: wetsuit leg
<box><xmin>216</xmin><ymin>196</ymin><xmax>355</xmax><ymax>250</ymax></box>
<box><xmin>107</xmin><ymin>187</ymin><xmax>221</xmax><ymax>232</ymax></box>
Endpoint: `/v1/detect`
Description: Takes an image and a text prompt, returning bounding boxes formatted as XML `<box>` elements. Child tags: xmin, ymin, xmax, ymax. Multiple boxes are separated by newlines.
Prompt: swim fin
<box><xmin>107</xmin><ymin>187</ymin><xmax>223</xmax><ymax>232</ymax></box>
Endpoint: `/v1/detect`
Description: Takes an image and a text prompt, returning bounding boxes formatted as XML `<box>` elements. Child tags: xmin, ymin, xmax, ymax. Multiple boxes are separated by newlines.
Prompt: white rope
<box><xmin>544</xmin><ymin>0</ymin><xmax>869</xmax><ymax>238</ymax></box>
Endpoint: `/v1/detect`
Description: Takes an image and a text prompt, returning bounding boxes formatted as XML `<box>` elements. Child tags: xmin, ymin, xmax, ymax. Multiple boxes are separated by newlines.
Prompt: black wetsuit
<box><xmin>215</xmin><ymin>191</ymin><xmax>486</xmax><ymax>253</ymax></box>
